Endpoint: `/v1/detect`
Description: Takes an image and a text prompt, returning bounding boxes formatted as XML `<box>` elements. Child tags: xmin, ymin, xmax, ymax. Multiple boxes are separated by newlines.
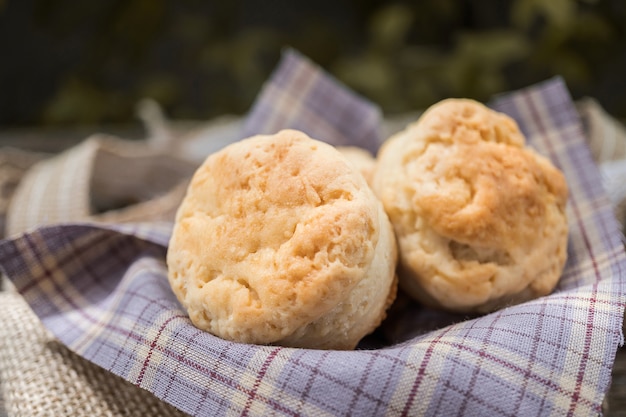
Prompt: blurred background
<box><xmin>1</xmin><ymin>0</ymin><xmax>626</xmax><ymax>133</ymax></box>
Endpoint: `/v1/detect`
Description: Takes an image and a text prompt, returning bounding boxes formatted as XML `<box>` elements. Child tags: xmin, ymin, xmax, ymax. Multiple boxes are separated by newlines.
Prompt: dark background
<box><xmin>1</xmin><ymin>0</ymin><xmax>626</xmax><ymax>131</ymax></box>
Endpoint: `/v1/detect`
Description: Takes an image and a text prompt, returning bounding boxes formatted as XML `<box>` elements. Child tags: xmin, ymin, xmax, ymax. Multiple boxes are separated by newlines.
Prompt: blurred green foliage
<box><xmin>1</xmin><ymin>0</ymin><xmax>626</xmax><ymax>127</ymax></box>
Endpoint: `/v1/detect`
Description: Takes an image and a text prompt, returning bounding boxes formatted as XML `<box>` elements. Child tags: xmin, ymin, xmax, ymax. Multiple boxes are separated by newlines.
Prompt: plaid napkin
<box><xmin>242</xmin><ymin>48</ymin><xmax>382</xmax><ymax>154</ymax></box>
<box><xmin>1</xmin><ymin>50</ymin><xmax>625</xmax><ymax>417</ymax></box>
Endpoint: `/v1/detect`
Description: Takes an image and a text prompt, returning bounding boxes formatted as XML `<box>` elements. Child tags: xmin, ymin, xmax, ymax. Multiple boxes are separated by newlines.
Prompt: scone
<box><xmin>337</xmin><ymin>146</ymin><xmax>376</xmax><ymax>186</ymax></box>
<box><xmin>372</xmin><ymin>99</ymin><xmax>568</xmax><ymax>313</ymax></box>
<box><xmin>167</xmin><ymin>129</ymin><xmax>397</xmax><ymax>350</ymax></box>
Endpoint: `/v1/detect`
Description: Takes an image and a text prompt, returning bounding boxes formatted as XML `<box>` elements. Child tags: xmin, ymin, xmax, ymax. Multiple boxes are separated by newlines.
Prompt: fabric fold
<box><xmin>243</xmin><ymin>48</ymin><xmax>383</xmax><ymax>154</ymax></box>
<box><xmin>5</xmin><ymin>135</ymin><xmax>195</xmax><ymax>238</ymax></box>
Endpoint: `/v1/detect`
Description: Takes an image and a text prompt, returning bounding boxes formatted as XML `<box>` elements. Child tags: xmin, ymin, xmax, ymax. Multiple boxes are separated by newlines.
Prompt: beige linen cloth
<box><xmin>4</xmin><ymin>134</ymin><xmax>195</xmax><ymax>237</ymax></box>
<box><xmin>0</xmin><ymin>99</ymin><xmax>624</xmax><ymax>416</ymax></box>
<box><xmin>0</xmin><ymin>147</ymin><xmax>47</xmax><ymax>237</ymax></box>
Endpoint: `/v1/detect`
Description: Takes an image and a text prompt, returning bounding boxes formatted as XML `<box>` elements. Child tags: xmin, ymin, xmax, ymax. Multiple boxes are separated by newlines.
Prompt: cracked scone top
<box><xmin>372</xmin><ymin>99</ymin><xmax>569</xmax><ymax>313</ymax></box>
<box><xmin>167</xmin><ymin>129</ymin><xmax>397</xmax><ymax>350</ymax></box>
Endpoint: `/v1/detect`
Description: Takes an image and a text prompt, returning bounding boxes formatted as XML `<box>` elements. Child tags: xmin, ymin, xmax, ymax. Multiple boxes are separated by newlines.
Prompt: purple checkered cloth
<box><xmin>1</xmin><ymin>51</ymin><xmax>625</xmax><ymax>417</ymax></box>
<box><xmin>242</xmin><ymin>49</ymin><xmax>382</xmax><ymax>154</ymax></box>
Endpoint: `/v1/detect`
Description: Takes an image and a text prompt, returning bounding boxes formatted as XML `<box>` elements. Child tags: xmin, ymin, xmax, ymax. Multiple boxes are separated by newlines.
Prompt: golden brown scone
<box><xmin>372</xmin><ymin>99</ymin><xmax>569</xmax><ymax>313</ymax></box>
<box><xmin>337</xmin><ymin>146</ymin><xmax>376</xmax><ymax>186</ymax></box>
<box><xmin>167</xmin><ymin>129</ymin><xmax>397</xmax><ymax>349</ymax></box>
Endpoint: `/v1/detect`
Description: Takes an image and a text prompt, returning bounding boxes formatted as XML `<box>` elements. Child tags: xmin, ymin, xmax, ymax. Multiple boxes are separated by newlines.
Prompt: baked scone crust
<box><xmin>167</xmin><ymin>129</ymin><xmax>397</xmax><ymax>349</ymax></box>
<box><xmin>337</xmin><ymin>146</ymin><xmax>376</xmax><ymax>186</ymax></box>
<box><xmin>372</xmin><ymin>99</ymin><xmax>569</xmax><ymax>313</ymax></box>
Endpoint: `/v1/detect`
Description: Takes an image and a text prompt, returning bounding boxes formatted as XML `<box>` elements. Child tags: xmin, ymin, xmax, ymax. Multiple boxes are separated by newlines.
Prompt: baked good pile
<box><xmin>167</xmin><ymin>99</ymin><xmax>569</xmax><ymax>349</ymax></box>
